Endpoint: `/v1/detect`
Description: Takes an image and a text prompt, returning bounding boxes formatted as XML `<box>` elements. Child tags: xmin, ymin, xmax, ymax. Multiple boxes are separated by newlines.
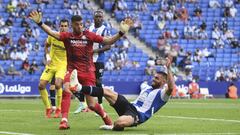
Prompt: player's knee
<box><xmin>55</xmin><ymin>79</ymin><xmax>63</xmax><ymax>89</ymax></box>
<box><xmin>38</xmin><ymin>83</ymin><xmax>46</xmax><ymax>90</ymax></box>
<box><xmin>55</xmin><ymin>83</ymin><xmax>62</xmax><ymax>90</ymax></box>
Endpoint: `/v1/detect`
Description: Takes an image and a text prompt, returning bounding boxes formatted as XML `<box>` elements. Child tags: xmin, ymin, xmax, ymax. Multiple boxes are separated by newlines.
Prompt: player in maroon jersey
<box><xmin>29</xmin><ymin>11</ymin><xmax>133</xmax><ymax>130</ymax></box>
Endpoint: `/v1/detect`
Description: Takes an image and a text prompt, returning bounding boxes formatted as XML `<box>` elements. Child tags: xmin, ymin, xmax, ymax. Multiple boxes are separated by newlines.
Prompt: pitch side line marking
<box><xmin>169</xmin><ymin>102</ymin><xmax>240</xmax><ymax>105</ymax></box>
<box><xmin>99</xmin><ymin>133</ymin><xmax>239</xmax><ymax>135</ymax></box>
<box><xmin>0</xmin><ymin>110</ymin><xmax>240</xmax><ymax>124</ymax></box>
<box><xmin>0</xmin><ymin>131</ymin><xmax>34</xmax><ymax>135</ymax></box>
<box><xmin>157</xmin><ymin>115</ymin><xmax>240</xmax><ymax>123</ymax></box>
<box><xmin>0</xmin><ymin>109</ymin><xmax>41</xmax><ymax>113</ymax></box>
<box><xmin>154</xmin><ymin>133</ymin><xmax>239</xmax><ymax>135</ymax></box>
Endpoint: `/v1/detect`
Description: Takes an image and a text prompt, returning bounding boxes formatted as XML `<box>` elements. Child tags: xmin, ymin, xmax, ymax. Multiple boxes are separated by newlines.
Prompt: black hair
<box><xmin>71</xmin><ymin>15</ymin><xmax>82</xmax><ymax>22</ymax></box>
<box><xmin>60</xmin><ymin>19</ymin><xmax>69</xmax><ymax>25</ymax></box>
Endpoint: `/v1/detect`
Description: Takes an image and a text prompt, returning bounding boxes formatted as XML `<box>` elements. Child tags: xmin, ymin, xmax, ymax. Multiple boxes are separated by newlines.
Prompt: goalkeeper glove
<box><xmin>119</xmin><ymin>18</ymin><xmax>133</xmax><ymax>34</ymax></box>
<box><xmin>29</xmin><ymin>10</ymin><xmax>42</xmax><ymax>25</ymax></box>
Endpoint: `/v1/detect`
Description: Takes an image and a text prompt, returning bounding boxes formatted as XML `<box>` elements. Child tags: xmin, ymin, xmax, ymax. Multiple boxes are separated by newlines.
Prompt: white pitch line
<box><xmin>1</xmin><ymin>110</ymin><xmax>240</xmax><ymax>124</ymax></box>
<box><xmin>169</xmin><ymin>102</ymin><xmax>240</xmax><ymax>106</ymax></box>
<box><xmin>154</xmin><ymin>133</ymin><xmax>239</xmax><ymax>135</ymax></box>
<box><xmin>158</xmin><ymin>115</ymin><xmax>240</xmax><ymax>124</ymax></box>
<box><xmin>0</xmin><ymin>109</ymin><xmax>41</xmax><ymax>113</ymax></box>
<box><xmin>0</xmin><ymin>131</ymin><xmax>34</xmax><ymax>135</ymax></box>
<box><xmin>100</xmin><ymin>134</ymin><xmax>148</xmax><ymax>135</ymax></box>
<box><xmin>95</xmin><ymin>133</ymin><xmax>239</xmax><ymax>135</ymax></box>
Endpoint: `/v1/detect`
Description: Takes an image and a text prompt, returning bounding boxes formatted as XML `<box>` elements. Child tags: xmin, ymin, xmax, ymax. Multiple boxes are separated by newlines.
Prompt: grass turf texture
<box><xmin>0</xmin><ymin>99</ymin><xmax>239</xmax><ymax>135</ymax></box>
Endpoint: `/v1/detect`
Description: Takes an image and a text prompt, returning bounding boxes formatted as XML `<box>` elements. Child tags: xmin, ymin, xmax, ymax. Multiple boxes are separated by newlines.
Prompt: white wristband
<box><xmin>46</xmin><ymin>54</ymin><xmax>51</xmax><ymax>61</ymax></box>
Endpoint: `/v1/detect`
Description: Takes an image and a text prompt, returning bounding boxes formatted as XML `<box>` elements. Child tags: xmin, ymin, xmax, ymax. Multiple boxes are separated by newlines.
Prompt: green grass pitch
<box><xmin>0</xmin><ymin>99</ymin><xmax>239</xmax><ymax>135</ymax></box>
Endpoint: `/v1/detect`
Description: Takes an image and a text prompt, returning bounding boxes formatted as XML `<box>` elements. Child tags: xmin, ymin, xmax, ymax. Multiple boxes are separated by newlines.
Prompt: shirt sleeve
<box><xmin>59</xmin><ymin>32</ymin><xmax>69</xmax><ymax>41</ymax></box>
<box><xmin>46</xmin><ymin>36</ymin><xmax>51</xmax><ymax>45</ymax></box>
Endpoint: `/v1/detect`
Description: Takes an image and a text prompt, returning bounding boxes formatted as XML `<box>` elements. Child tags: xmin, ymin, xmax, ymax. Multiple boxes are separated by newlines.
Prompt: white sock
<box><xmin>61</xmin><ymin>118</ymin><xmax>68</xmax><ymax>122</ymax></box>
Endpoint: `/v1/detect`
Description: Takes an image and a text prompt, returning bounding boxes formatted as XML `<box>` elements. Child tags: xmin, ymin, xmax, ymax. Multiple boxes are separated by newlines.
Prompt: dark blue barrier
<box><xmin>175</xmin><ymin>81</ymin><xmax>240</xmax><ymax>95</ymax></box>
<box><xmin>0</xmin><ymin>81</ymin><xmax>239</xmax><ymax>96</ymax></box>
<box><xmin>102</xmin><ymin>81</ymin><xmax>142</xmax><ymax>94</ymax></box>
<box><xmin>0</xmin><ymin>82</ymin><xmax>39</xmax><ymax>96</ymax></box>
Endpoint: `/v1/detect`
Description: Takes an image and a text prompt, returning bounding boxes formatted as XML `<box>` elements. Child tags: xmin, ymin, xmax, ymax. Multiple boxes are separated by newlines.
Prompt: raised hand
<box><xmin>120</xmin><ymin>18</ymin><xmax>134</xmax><ymax>34</ymax></box>
<box><xmin>166</xmin><ymin>56</ymin><xmax>172</xmax><ymax>69</ymax></box>
<box><xmin>29</xmin><ymin>10</ymin><xmax>42</xmax><ymax>24</ymax></box>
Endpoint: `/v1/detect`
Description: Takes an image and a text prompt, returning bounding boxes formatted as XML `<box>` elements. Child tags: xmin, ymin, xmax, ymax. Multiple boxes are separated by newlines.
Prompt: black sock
<box><xmin>96</xmin><ymin>82</ymin><xmax>103</xmax><ymax>104</ymax></box>
<box><xmin>81</xmin><ymin>86</ymin><xmax>103</xmax><ymax>97</ymax></box>
<box><xmin>74</xmin><ymin>92</ymin><xmax>85</xmax><ymax>102</ymax></box>
<box><xmin>79</xmin><ymin>92</ymin><xmax>85</xmax><ymax>102</ymax></box>
<box><xmin>49</xmin><ymin>90</ymin><xmax>56</xmax><ymax>106</ymax></box>
<box><xmin>98</xmin><ymin>96</ymin><xmax>103</xmax><ymax>104</ymax></box>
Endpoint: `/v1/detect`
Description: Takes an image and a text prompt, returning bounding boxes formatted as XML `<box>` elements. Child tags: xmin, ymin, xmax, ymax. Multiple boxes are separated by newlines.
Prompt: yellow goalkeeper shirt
<box><xmin>46</xmin><ymin>35</ymin><xmax>67</xmax><ymax>70</ymax></box>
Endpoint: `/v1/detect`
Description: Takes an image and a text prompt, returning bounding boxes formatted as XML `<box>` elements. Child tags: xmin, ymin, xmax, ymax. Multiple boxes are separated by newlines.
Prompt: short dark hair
<box><xmin>60</xmin><ymin>19</ymin><xmax>69</xmax><ymax>25</ymax></box>
<box><xmin>71</xmin><ymin>15</ymin><xmax>82</xmax><ymax>22</ymax></box>
<box><xmin>94</xmin><ymin>10</ymin><xmax>103</xmax><ymax>16</ymax></box>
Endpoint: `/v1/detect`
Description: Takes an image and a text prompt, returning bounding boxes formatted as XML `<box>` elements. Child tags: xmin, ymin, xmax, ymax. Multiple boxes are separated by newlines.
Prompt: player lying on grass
<box><xmin>69</xmin><ymin>59</ymin><xmax>174</xmax><ymax>131</ymax></box>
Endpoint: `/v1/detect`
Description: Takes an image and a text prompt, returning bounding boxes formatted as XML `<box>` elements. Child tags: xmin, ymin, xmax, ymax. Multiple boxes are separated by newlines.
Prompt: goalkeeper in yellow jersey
<box><xmin>38</xmin><ymin>19</ymin><xmax>69</xmax><ymax>118</ymax></box>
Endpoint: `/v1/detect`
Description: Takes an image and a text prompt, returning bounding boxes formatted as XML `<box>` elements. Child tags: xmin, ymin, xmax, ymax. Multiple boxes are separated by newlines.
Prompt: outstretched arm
<box><xmin>29</xmin><ymin>11</ymin><xmax>60</xmax><ymax>40</ymax></box>
<box><xmin>165</xmin><ymin>58</ymin><xmax>175</xmax><ymax>96</ymax></box>
<box><xmin>102</xmin><ymin>18</ymin><xmax>133</xmax><ymax>45</ymax></box>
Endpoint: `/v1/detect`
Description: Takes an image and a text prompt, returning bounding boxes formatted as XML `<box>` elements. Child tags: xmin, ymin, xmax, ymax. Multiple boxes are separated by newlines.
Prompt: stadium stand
<box><xmin>103</xmin><ymin>0</ymin><xmax>240</xmax><ymax>82</ymax></box>
<box><xmin>0</xmin><ymin>0</ymin><xmax>150</xmax><ymax>83</ymax></box>
<box><xmin>0</xmin><ymin>0</ymin><xmax>239</xmax><ymax>84</ymax></box>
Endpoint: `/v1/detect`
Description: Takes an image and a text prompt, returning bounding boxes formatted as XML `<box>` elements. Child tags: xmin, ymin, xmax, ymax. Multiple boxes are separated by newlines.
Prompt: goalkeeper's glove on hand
<box><xmin>119</xmin><ymin>18</ymin><xmax>133</xmax><ymax>34</ymax></box>
<box><xmin>29</xmin><ymin>10</ymin><xmax>42</xmax><ymax>24</ymax></box>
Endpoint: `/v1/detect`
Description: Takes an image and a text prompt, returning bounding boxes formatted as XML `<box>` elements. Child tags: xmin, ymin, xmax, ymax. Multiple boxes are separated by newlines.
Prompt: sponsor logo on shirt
<box><xmin>70</xmin><ymin>36</ymin><xmax>88</xmax><ymax>47</ymax></box>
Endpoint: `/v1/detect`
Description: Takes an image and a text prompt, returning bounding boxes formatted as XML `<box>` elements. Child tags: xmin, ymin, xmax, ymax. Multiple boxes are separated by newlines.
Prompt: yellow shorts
<box><xmin>40</xmin><ymin>68</ymin><xmax>66</xmax><ymax>82</ymax></box>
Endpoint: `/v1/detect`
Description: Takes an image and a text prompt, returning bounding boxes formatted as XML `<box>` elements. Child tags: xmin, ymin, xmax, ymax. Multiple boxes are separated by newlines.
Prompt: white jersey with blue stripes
<box><xmin>89</xmin><ymin>23</ymin><xmax>110</xmax><ymax>63</ymax></box>
<box><xmin>132</xmin><ymin>84</ymin><xmax>169</xmax><ymax>124</ymax></box>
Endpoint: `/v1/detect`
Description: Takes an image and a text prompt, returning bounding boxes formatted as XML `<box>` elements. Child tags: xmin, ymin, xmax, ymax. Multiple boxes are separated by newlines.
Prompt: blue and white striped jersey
<box><xmin>89</xmin><ymin>23</ymin><xmax>110</xmax><ymax>63</ymax></box>
<box><xmin>132</xmin><ymin>84</ymin><xmax>169</xmax><ymax>124</ymax></box>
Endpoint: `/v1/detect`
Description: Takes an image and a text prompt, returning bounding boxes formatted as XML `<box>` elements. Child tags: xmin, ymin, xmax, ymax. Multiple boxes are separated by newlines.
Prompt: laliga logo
<box><xmin>0</xmin><ymin>83</ymin><xmax>4</xmax><ymax>94</ymax></box>
<box><xmin>176</xmin><ymin>84</ymin><xmax>189</xmax><ymax>91</ymax></box>
<box><xmin>176</xmin><ymin>84</ymin><xmax>189</xmax><ymax>93</ymax></box>
<box><xmin>0</xmin><ymin>83</ymin><xmax>31</xmax><ymax>94</ymax></box>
